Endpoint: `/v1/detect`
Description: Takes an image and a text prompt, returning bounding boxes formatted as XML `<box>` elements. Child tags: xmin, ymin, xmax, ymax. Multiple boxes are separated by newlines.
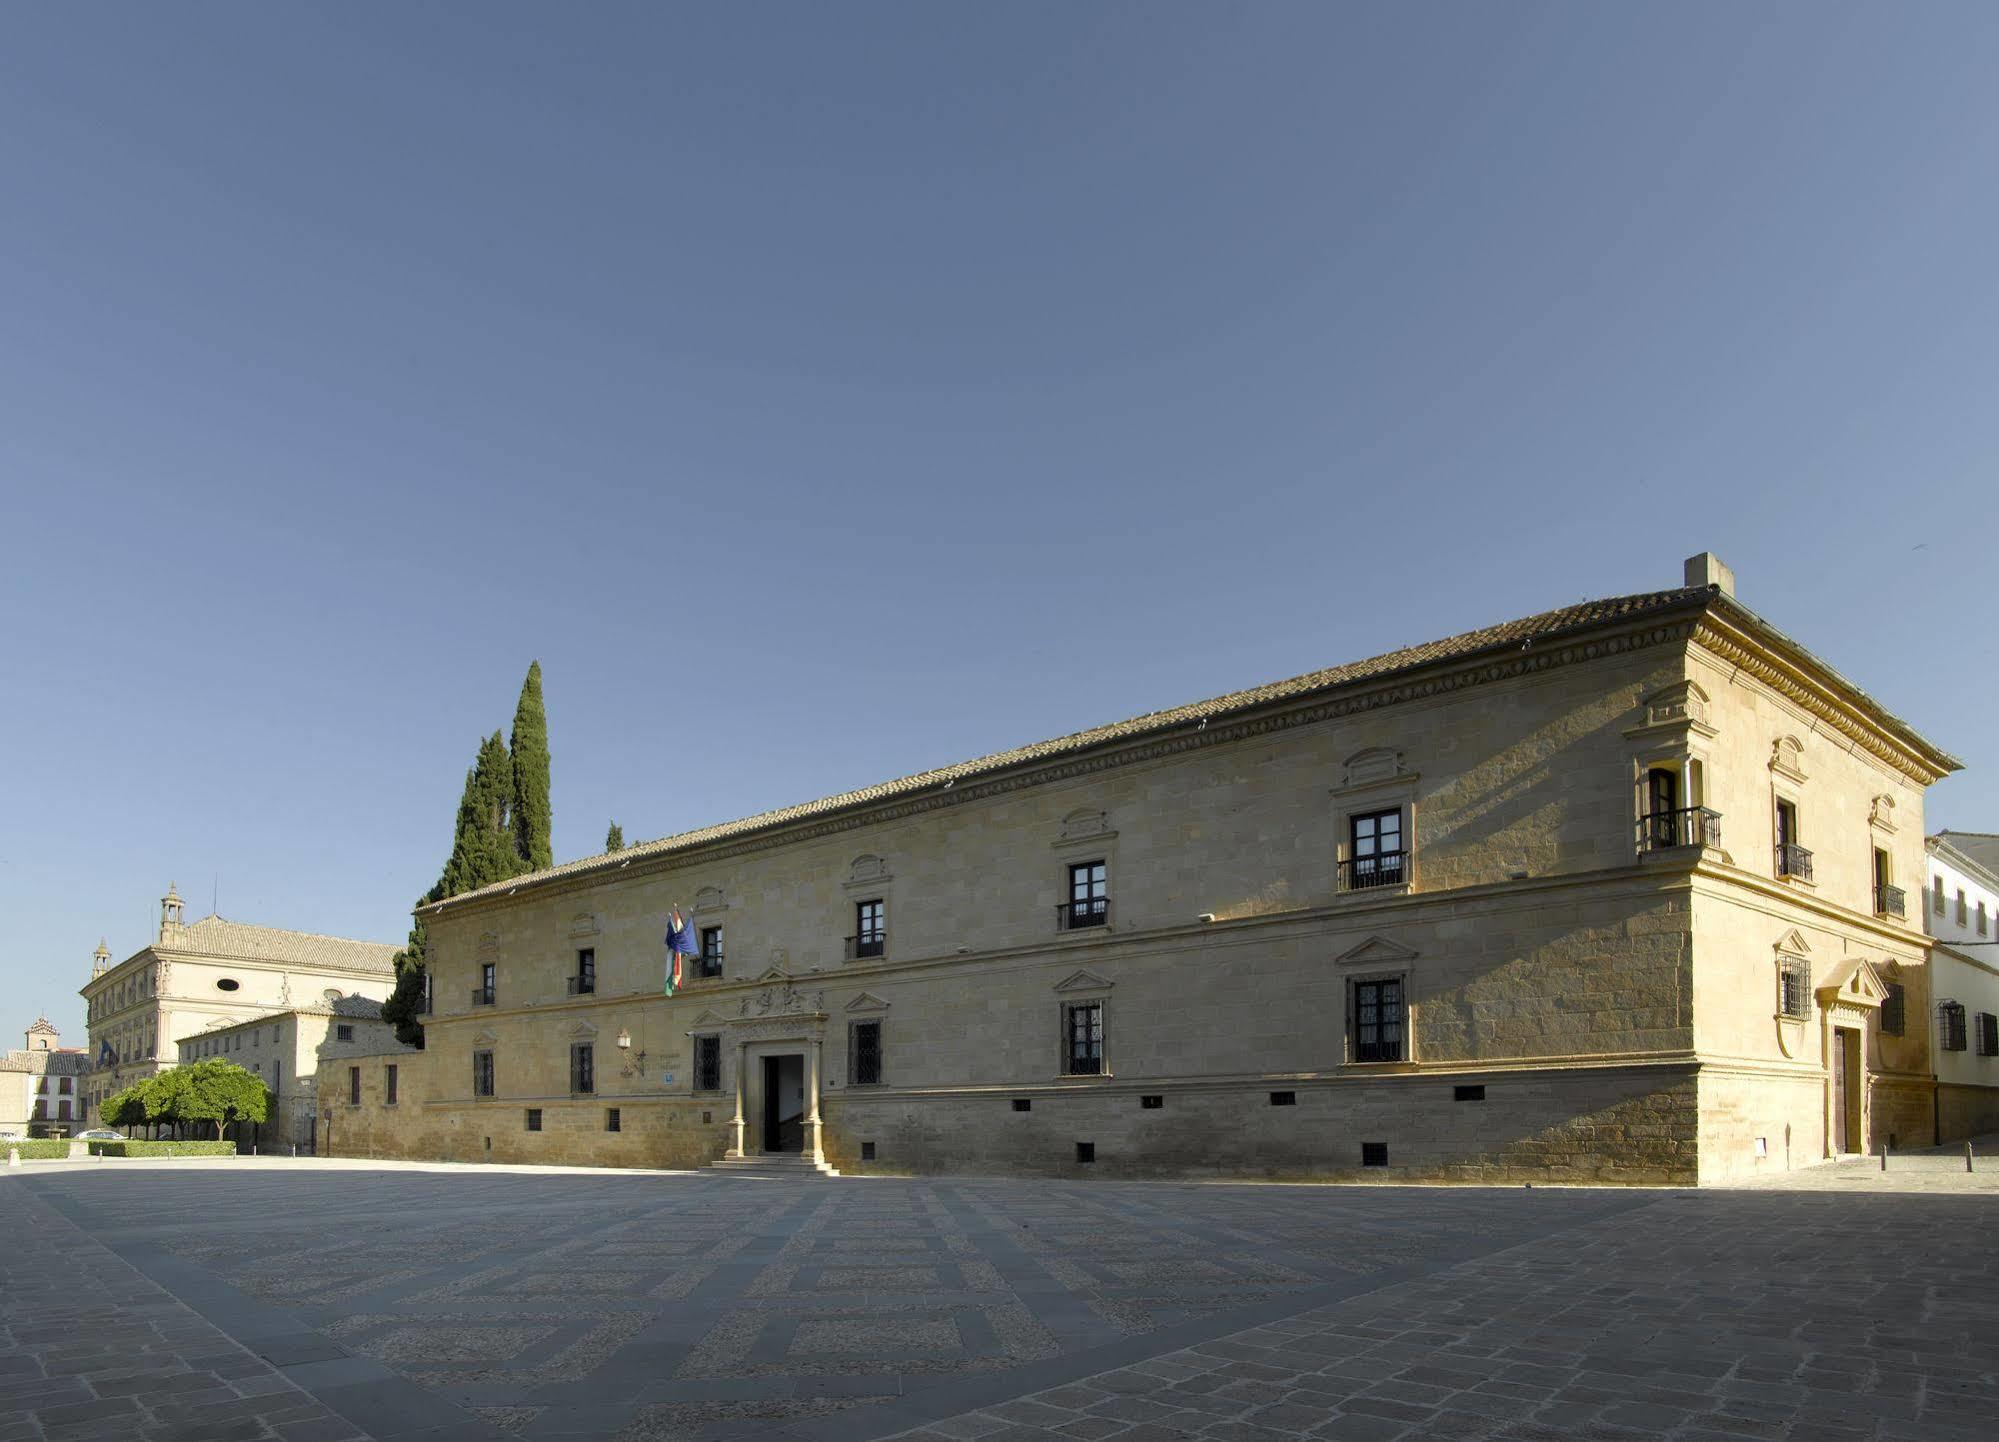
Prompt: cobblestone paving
<box><xmin>5</xmin><ymin>1155</ymin><xmax>1995</xmax><ymax>1442</ymax></box>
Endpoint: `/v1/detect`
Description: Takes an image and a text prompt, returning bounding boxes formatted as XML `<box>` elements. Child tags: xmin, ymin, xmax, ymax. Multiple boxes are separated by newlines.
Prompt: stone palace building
<box><xmin>82</xmin><ymin>886</ymin><xmax>399</xmax><ymax>1124</ymax></box>
<box><xmin>325</xmin><ymin>555</ymin><xmax>1958</xmax><ymax>1184</ymax></box>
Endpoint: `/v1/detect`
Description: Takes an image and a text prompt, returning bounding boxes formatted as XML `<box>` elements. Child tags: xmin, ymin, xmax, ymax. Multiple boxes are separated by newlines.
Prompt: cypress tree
<box><xmin>510</xmin><ymin>661</ymin><xmax>553</xmax><ymax>871</ymax></box>
<box><xmin>606</xmin><ymin>821</ymin><xmax>624</xmax><ymax>852</ymax></box>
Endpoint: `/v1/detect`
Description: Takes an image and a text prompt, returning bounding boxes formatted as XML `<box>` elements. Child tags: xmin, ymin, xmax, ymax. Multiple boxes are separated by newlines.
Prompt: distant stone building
<box><xmin>1926</xmin><ymin>831</ymin><xmax>1999</xmax><ymax>1140</ymax></box>
<box><xmin>330</xmin><ymin>555</ymin><xmax>1959</xmax><ymax>1184</ymax></box>
<box><xmin>80</xmin><ymin>885</ymin><xmax>399</xmax><ymax>1122</ymax></box>
<box><xmin>1</xmin><ymin>1019</ymin><xmax>92</xmax><ymax>1138</ymax></box>
<box><xmin>174</xmin><ymin>998</ymin><xmax>413</xmax><ymax>1152</ymax></box>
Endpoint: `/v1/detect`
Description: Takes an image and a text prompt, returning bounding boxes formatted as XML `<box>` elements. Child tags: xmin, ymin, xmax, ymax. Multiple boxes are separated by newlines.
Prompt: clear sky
<box><xmin>4</xmin><ymin>4</ymin><xmax>1995</xmax><ymax>1041</ymax></box>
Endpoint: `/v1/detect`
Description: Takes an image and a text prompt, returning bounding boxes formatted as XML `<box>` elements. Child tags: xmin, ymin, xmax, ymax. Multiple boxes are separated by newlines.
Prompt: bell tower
<box><xmin>25</xmin><ymin>1017</ymin><xmax>58</xmax><ymax>1051</ymax></box>
<box><xmin>92</xmin><ymin>939</ymin><xmax>111</xmax><ymax>977</ymax></box>
<box><xmin>160</xmin><ymin>882</ymin><xmax>186</xmax><ymax>946</ymax></box>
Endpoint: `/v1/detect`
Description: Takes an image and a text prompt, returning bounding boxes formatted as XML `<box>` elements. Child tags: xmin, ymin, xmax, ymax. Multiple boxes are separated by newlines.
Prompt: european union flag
<box><xmin>664</xmin><ymin>907</ymin><xmax>697</xmax><ymax>996</ymax></box>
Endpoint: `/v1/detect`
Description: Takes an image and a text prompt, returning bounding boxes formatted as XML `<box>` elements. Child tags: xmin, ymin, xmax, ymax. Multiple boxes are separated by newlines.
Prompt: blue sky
<box><xmin>4</xmin><ymin>4</ymin><xmax>1995</xmax><ymax>1039</ymax></box>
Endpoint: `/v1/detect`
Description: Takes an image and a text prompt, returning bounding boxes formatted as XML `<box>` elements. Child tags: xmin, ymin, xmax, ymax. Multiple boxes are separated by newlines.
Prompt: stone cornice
<box><xmin>431</xmin><ymin>614</ymin><xmax>1705</xmax><ymax>926</ymax></box>
<box><xmin>1691</xmin><ymin>607</ymin><xmax>1958</xmax><ymax>785</ymax></box>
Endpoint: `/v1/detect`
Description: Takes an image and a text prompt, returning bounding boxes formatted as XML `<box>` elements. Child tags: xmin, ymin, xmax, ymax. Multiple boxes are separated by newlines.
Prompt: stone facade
<box><xmin>328</xmin><ymin>556</ymin><xmax>1959</xmax><ymax>1185</ymax></box>
<box><xmin>0</xmin><ymin>1020</ymin><xmax>91</xmax><ymax>1139</ymax></box>
<box><xmin>79</xmin><ymin>887</ymin><xmax>400</xmax><ymax>1125</ymax></box>
<box><xmin>174</xmin><ymin>999</ymin><xmax>415</xmax><ymax>1152</ymax></box>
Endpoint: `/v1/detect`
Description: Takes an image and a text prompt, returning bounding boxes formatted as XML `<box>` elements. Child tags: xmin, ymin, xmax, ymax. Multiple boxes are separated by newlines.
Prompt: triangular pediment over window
<box><xmin>472</xmin><ymin>1030</ymin><xmax>499</xmax><ymax>1047</ymax></box>
<box><xmin>845</xmin><ymin>992</ymin><xmax>891</xmax><ymax>1013</ymax></box>
<box><xmin>756</xmin><ymin>966</ymin><xmax>790</xmax><ymax>983</ymax></box>
<box><xmin>1334</xmin><ymin>935</ymin><xmax>1417</xmax><ymax>966</ymax></box>
<box><xmin>1053</xmin><ymin>968</ymin><xmax>1113</xmax><ymax>994</ymax></box>
<box><xmin>689</xmin><ymin>1009</ymin><xmax>730</xmax><ymax>1028</ymax></box>
<box><xmin>567</xmin><ymin>1020</ymin><xmax>599</xmax><ymax>1040</ymax></box>
<box><xmin>1775</xmin><ymin>928</ymin><xmax>1813</xmax><ymax>957</ymax></box>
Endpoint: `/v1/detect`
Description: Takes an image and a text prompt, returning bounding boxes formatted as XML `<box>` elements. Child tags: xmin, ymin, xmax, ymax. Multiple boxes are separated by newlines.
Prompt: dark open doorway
<box><xmin>761</xmin><ymin>1053</ymin><xmax>804</xmax><ymax>1153</ymax></box>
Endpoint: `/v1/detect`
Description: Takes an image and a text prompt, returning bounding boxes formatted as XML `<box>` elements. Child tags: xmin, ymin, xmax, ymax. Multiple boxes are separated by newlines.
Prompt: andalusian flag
<box><xmin>664</xmin><ymin>907</ymin><xmax>697</xmax><ymax>996</ymax></box>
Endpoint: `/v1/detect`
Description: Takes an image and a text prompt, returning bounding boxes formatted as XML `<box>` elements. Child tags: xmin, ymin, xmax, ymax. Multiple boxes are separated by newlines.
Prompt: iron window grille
<box><xmin>472</xmin><ymin>1049</ymin><xmax>495</xmax><ymax>1097</ymax></box>
<box><xmin>699</xmin><ymin>927</ymin><xmax>724</xmax><ymax>978</ymax></box>
<box><xmin>1064</xmin><ymin>1001</ymin><xmax>1105</xmax><ymax>1075</ymax></box>
<box><xmin>385</xmin><ymin>1064</ymin><xmax>398</xmax><ymax>1105</ymax></box>
<box><xmin>847</xmin><ymin>900</ymin><xmax>886</xmax><ymax>960</ymax></box>
<box><xmin>1775</xmin><ymin>843</ymin><xmax>1814</xmax><ymax>882</ymax></box>
<box><xmin>606</xmin><ymin>1108</ymin><xmax>621</xmax><ymax>1132</ymax></box>
<box><xmin>1060</xmin><ymin>861</ymin><xmax>1110</xmax><ymax>929</ymax></box>
<box><xmin>1876</xmin><ymin>883</ymin><xmax>1906</xmax><ymax>920</ymax></box>
<box><xmin>1778</xmin><ymin>957</ymin><xmax>1812</xmax><ymax>1020</ymax></box>
<box><xmin>1939</xmin><ymin>1001</ymin><xmax>1968</xmax><ymax>1053</ymax></box>
<box><xmin>473</xmin><ymin>963</ymin><xmax>496</xmax><ymax>1007</ymax></box>
<box><xmin>1353</xmin><ymin>977</ymin><xmax>1405</xmax><ymax>1062</ymax></box>
<box><xmin>348</xmin><ymin>1067</ymin><xmax>360</xmax><ymax>1105</ymax></box>
<box><xmin>571</xmin><ymin>1043</ymin><xmax>595</xmax><ymax>1095</ymax></box>
<box><xmin>1978</xmin><ymin>1013</ymin><xmax>1999</xmax><ymax>1058</ymax></box>
<box><xmin>525</xmin><ymin>1108</ymin><xmax>542</xmax><ymax>1132</ymax></box>
<box><xmin>419</xmin><ymin>970</ymin><xmax>434</xmax><ymax>1016</ymax></box>
<box><xmin>1344</xmin><ymin>809</ymin><xmax>1407</xmax><ymax>890</ymax></box>
<box><xmin>849</xmin><ymin>1020</ymin><xmax>883</xmax><ymax>1086</ymax></box>
<box><xmin>1881</xmin><ymin>983</ymin><xmax>1906</xmax><ymax>1037</ymax></box>
<box><xmin>692</xmin><ymin>1035</ymin><xmax>722</xmax><ymax>1092</ymax></box>
<box><xmin>569</xmin><ymin>949</ymin><xmax>596</xmax><ymax>996</ymax></box>
<box><xmin>336</xmin><ymin>1024</ymin><xmax>354</xmax><ymax>1042</ymax></box>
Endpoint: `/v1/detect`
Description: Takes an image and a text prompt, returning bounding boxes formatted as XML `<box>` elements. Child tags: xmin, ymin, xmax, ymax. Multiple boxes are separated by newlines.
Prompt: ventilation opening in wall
<box><xmin>1454</xmin><ymin>1085</ymin><xmax>1486</xmax><ymax>1102</ymax></box>
<box><xmin>861</xmin><ymin>1141</ymin><xmax>876</xmax><ymax>1161</ymax></box>
<box><xmin>1140</xmin><ymin>1094</ymin><xmax>1163</xmax><ymax>1109</ymax></box>
<box><xmin>1012</xmin><ymin>1098</ymin><xmax>1032</xmax><ymax>1112</ymax></box>
<box><xmin>1270</xmin><ymin>1091</ymin><xmax>1296</xmax><ymax>1106</ymax></box>
<box><xmin>1361</xmin><ymin>1142</ymin><xmax>1388</xmax><ymax>1167</ymax></box>
<box><xmin>702</xmin><ymin>1111</ymin><xmax>712</xmax><ymax>1125</ymax></box>
<box><xmin>1075</xmin><ymin>1141</ymin><xmax>1095</xmax><ymax>1163</ymax></box>
<box><xmin>484</xmin><ymin>1137</ymin><xmax>491</xmax><ymax>1152</ymax></box>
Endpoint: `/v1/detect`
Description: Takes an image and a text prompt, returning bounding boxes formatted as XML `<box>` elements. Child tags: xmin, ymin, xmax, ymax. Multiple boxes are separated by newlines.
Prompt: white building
<box><xmin>1926</xmin><ymin>831</ymin><xmax>1999</xmax><ymax>1139</ymax></box>
<box><xmin>1</xmin><ymin>1019</ymin><xmax>92</xmax><ymax>1138</ymax></box>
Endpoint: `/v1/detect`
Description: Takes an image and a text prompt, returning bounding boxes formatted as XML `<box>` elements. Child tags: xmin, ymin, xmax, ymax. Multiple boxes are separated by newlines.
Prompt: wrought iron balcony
<box><xmin>1339</xmin><ymin>852</ymin><xmax>1408</xmax><ymax>891</ymax></box>
<box><xmin>1638</xmin><ymin>807</ymin><xmax>1722</xmax><ymax>851</ymax></box>
<box><xmin>566</xmin><ymin>976</ymin><xmax>595</xmax><ymax>996</ymax></box>
<box><xmin>1876</xmin><ymin>884</ymin><xmax>1906</xmax><ymax>920</ymax></box>
<box><xmin>1775</xmin><ymin>843</ymin><xmax>1815</xmax><ymax>882</ymax></box>
<box><xmin>470</xmin><ymin>987</ymin><xmax>496</xmax><ymax>1007</ymax></box>
<box><xmin>844</xmin><ymin>934</ymin><xmax>885</xmax><ymax>961</ymax></box>
<box><xmin>1057</xmin><ymin>896</ymin><xmax>1110</xmax><ymax>930</ymax></box>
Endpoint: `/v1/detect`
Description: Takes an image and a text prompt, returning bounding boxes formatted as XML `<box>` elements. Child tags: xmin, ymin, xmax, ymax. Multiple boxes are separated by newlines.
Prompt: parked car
<box><xmin>75</xmin><ymin>1129</ymin><xmax>124</xmax><ymax>1141</ymax></box>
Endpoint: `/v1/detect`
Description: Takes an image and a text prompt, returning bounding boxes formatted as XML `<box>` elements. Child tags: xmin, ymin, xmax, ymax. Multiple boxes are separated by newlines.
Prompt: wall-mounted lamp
<box><xmin>1197</xmin><ymin>913</ymin><xmax>1217</xmax><ymax>924</ymax></box>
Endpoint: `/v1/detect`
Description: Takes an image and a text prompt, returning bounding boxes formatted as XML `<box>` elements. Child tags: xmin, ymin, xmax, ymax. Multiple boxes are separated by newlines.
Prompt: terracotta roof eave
<box><xmin>430</xmin><ymin>586</ymin><xmax>1721</xmax><ymax>919</ymax></box>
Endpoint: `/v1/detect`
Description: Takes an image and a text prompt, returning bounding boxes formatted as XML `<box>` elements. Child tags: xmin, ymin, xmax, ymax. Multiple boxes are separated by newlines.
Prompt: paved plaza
<box><xmin>2</xmin><ymin>1153</ymin><xmax>1996</xmax><ymax>1442</ymax></box>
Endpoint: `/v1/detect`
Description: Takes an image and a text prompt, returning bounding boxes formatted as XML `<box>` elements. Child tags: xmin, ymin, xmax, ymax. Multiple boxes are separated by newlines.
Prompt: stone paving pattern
<box><xmin>4</xmin><ymin>1152</ymin><xmax>1996</xmax><ymax>1442</ymax></box>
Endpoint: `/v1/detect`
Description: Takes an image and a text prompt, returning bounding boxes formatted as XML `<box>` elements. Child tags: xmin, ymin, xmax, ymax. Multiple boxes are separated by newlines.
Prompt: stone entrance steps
<box><xmin>702</xmin><ymin>1152</ymin><xmax>842</xmax><ymax>1179</ymax></box>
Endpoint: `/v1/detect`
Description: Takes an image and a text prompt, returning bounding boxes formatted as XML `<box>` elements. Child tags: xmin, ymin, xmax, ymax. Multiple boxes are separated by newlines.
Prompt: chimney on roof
<box><xmin>1683</xmin><ymin>552</ymin><xmax>1735</xmax><ymax>598</ymax></box>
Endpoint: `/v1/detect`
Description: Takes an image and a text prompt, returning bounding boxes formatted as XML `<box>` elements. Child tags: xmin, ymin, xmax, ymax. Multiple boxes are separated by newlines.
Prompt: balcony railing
<box><xmin>1339</xmin><ymin>852</ymin><xmax>1408</xmax><ymax>891</ymax></box>
<box><xmin>1876</xmin><ymin>884</ymin><xmax>1907</xmax><ymax>920</ymax></box>
<box><xmin>1775</xmin><ymin>843</ymin><xmax>1815</xmax><ymax>882</ymax></box>
<box><xmin>1057</xmin><ymin>896</ymin><xmax>1110</xmax><ymax>930</ymax></box>
<box><xmin>470</xmin><ymin>987</ymin><xmax>496</xmax><ymax>1007</ymax></box>
<box><xmin>1638</xmin><ymin>807</ymin><xmax>1722</xmax><ymax>851</ymax></box>
<box><xmin>566</xmin><ymin>976</ymin><xmax>595</xmax><ymax>996</ymax></box>
<box><xmin>844</xmin><ymin>934</ymin><xmax>886</xmax><ymax>961</ymax></box>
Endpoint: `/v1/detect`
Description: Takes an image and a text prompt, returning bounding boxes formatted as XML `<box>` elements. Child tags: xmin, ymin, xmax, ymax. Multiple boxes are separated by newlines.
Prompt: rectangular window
<box><xmin>852</xmin><ymin>900</ymin><xmax>886</xmax><ymax>959</ymax></box>
<box><xmin>525</xmin><ymin>1108</ymin><xmax>542</xmax><ymax>1132</ymax></box>
<box><xmin>1979</xmin><ymin>903</ymin><xmax>1990</xmax><ymax>937</ymax></box>
<box><xmin>1353</xmin><ymin>978</ymin><xmax>1406</xmax><ymax>1062</ymax></box>
<box><xmin>1269</xmin><ymin>1090</ymin><xmax>1296</xmax><ymax>1106</ymax></box>
<box><xmin>475</xmin><ymin>962</ymin><xmax>496</xmax><ymax>1007</ymax></box>
<box><xmin>1361</xmin><ymin>1142</ymin><xmax>1389</xmax><ymax>1167</ymax></box>
<box><xmin>1778</xmin><ymin>957</ymin><xmax>1812</xmax><ymax>1020</ymax></box>
<box><xmin>1940</xmin><ymin>1002</ymin><xmax>1968</xmax><ymax>1053</ymax></box>
<box><xmin>606</xmin><ymin>1107</ymin><xmax>622</xmax><ymax>1133</ymax></box>
<box><xmin>1454</xmin><ymin>1084</ymin><xmax>1486</xmax><ymax>1102</ymax></box>
<box><xmin>574</xmin><ymin>948</ymin><xmax>596</xmax><ymax>995</ymax></box>
<box><xmin>1978</xmin><ymin>1013</ymin><xmax>1999</xmax><ymax>1058</ymax></box>
<box><xmin>1934</xmin><ymin>875</ymin><xmax>1946</xmax><ymax>920</ymax></box>
<box><xmin>1075</xmin><ymin>1141</ymin><xmax>1095</xmax><ymax>1164</ymax></box>
<box><xmin>1012</xmin><ymin>1098</ymin><xmax>1032</xmax><ymax>1112</ymax></box>
<box><xmin>693</xmin><ymin>1035</ymin><xmax>721</xmax><ymax>1092</ymax></box>
<box><xmin>1064</xmin><ymin>1001</ymin><xmax>1105</xmax><ymax>1075</ymax></box>
<box><xmin>571</xmin><ymin>1043</ymin><xmax>595</xmax><ymax>1095</ymax></box>
<box><xmin>1773</xmin><ymin>801</ymin><xmax>1811</xmax><ymax>880</ymax></box>
<box><xmin>849</xmin><ymin>1019</ymin><xmax>883</xmax><ymax>1086</ymax></box>
<box><xmin>473</xmin><ymin>1049</ymin><xmax>495</xmax><ymax>1097</ymax></box>
<box><xmin>336</xmin><ymin>1024</ymin><xmax>354</xmax><ymax>1042</ymax></box>
<box><xmin>385</xmin><ymin>1064</ymin><xmax>399</xmax><ymax>1106</ymax></box>
<box><xmin>1346</xmin><ymin>809</ymin><xmax>1406</xmax><ymax>889</ymax></box>
<box><xmin>348</xmin><ymin>1067</ymin><xmax>360</xmax><ymax>1105</ymax></box>
<box><xmin>699</xmin><ymin>926</ymin><xmax>724</xmax><ymax>978</ymax></box>
<box><xmin>1874</xmin><ymin>850</ymin><xmax>1902</xmax><ymax>917</ymax></box>
<box><xmin>1881</xmin><ymin>984</ymin><xmax>1906</xmax><ymax>1038</ymax></box>
<box><xmin>1958</xmin><ymin>890</ymin><xmax>1969</xmax><ymax>926</ymax></box>
<box><xmin>1064</xmin><ymin>861</ymin><xmax>1109</xmax><ymax>929</ymax></box>
<box><xmin>1140</xmin><ymin>1094</ymin><xmax>1163</xmax><ymax>1109</ymax></box>
<box><xmin>860</xmin><ymin>1140</ymin><xmax>876</xmax><ymax>1161</ymax></box>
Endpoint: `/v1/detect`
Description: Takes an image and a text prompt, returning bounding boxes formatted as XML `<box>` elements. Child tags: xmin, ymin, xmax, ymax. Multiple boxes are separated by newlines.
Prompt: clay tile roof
<box><xmin>438</xmin><ymin>585</ymin><xmax>1720</xmax><ymax>912</ymax></box>
<box><xmin>168</xmin><ymin>915</ymin><xmax>400</xmax><ymax>975</ymax></box>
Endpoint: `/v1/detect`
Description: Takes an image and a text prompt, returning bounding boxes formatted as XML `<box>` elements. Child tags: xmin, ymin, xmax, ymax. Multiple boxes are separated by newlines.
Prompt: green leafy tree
<box><xmin>145</xmin><ymin>1061</ymin><xmax>269</xmax><ymax>1140</ymax></box>
<box><xmin>510</xmin><ymin>660</ymin><xmax>553</xmax><ymax>871</ymax></box>
<box><xmin>100</xmin><ymin>1084</ymin><xmax>148</xmax><ymax>1133</ymax></box>
<box><xmin>605</xmin><ymin>821</ymin><xmax>624</xmax><ymax>852</ymax></box>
